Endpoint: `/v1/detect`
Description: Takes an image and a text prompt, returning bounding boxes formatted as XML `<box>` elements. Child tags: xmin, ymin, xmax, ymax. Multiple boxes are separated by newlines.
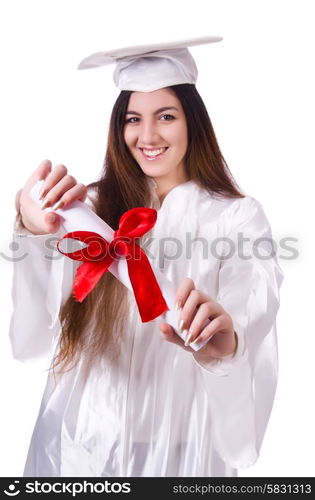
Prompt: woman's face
<box><xmin>124</xmin><ymin>88</ymin><xmax>188</xmax><ymax>184</ymax></box>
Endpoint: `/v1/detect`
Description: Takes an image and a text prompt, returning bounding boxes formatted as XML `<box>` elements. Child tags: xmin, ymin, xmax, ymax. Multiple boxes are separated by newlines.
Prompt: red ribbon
<box><xmin>56</xmin><ymin>207</ymin><xmax>169</xmax><ymax>323</ymax></box>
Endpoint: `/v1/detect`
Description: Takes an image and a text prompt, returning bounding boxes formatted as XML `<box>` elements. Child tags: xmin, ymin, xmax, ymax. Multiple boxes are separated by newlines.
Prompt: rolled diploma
<box><xmin>30</xmin><ymin>181</ymin><xmax>208</xmax><ymax>351</ymax></box>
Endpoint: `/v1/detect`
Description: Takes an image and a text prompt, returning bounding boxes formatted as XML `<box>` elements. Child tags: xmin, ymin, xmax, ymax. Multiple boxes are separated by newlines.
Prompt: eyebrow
<box><xmin>125</xmin><ymin>106</ymin><xmax>179</xmax><ymax>116</ymax></box>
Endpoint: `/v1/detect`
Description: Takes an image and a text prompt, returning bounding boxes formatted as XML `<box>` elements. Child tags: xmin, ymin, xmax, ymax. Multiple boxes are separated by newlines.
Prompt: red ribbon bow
<box><xmin>56</xmin><ymin>207</ymin><xmax>169</xmax><ymax>322</ymax></box>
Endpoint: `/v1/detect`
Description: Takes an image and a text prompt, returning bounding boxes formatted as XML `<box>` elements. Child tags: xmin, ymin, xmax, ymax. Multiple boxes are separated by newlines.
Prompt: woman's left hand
<box><xmin>159</xmin><ymin>278</ymin><xmax>237</xmax><ymax>362</ymax></box>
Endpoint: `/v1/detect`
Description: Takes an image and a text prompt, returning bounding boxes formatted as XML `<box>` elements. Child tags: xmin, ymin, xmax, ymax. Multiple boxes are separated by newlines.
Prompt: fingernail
<box><xmin>184</xmin><ymin>331</ymin><xmax>194</xmax><ymax>346</ymax></box>
<box><xmin>178</xmin><ymin>319</ymin><xmax>185</xmax><ymax>332</ymax></box>
<box><xmin>175</xmin><ymin>300</ymin><xmax>181</xmax><ymax>311</ymax></box>
<box><xmin>190</xmin><ymin>335</ymin><xmax>202</xmax><ymax>345</ymax></box>
<box><xmin>40</xmin><ymin>198</ymin><xmax>51</xmax><ymax>210</ymax></box>
<box><xmin>191</xmin><ymin>334</ymin><xmax>212</xmax><ymax>345</ymax></box>
<box><xmin>38</xmin><ymin>187</ymin><xmax>46</xmax><ymax>200</ymax></box>
<box><xmin>52</xmin><ymin>200</ymin><xmax>64</xmax><ymax>211</ymax></box>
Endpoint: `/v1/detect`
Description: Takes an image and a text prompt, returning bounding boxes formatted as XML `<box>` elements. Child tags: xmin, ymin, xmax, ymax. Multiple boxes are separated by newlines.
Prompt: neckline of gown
<box><xmin>147</xmin><ymin>178</ymin><xmax>197</xmax><ymax>211</ymax></box>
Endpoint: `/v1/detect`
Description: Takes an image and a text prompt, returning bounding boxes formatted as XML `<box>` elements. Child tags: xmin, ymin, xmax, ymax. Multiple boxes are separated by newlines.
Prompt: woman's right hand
<box><xmin>16</xmin><ymin>159</ymin><xmax>88</xmax><ymax>235</ymax></box>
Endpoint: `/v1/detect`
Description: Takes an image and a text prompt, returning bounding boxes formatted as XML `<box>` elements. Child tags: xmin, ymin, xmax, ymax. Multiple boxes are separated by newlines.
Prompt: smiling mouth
<box><xmin>140</xmin><ymin>147</ymin><xmax>168</xmax><ymax>160</ymax></box>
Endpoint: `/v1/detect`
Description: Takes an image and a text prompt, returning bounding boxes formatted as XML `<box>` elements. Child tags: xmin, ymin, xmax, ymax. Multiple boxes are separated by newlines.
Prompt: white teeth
<box><xmin>142</xmin><ymin>148</ymin><xmax>166</xmax><ymax>157</ymax></box>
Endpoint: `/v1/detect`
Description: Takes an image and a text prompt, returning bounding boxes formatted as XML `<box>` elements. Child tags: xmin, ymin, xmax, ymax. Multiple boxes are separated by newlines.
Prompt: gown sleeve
<box><xmin>193</xmin><ymin>196</ymin><xmax>284</xmax><ymax>468</ymax></box>
<box><xmin>8</xmin><ymin>189</ymin><xmax>97</xmax><ymax>363</ymax></box>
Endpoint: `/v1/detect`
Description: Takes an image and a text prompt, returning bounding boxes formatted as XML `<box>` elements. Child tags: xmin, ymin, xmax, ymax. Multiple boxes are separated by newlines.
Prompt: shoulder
<box><xmin>192</xmin><ymin>182</ymin><xmax>268</xmax><ymax>233</ymax></box>
<box><xmin>218</xmin><ymin>194</ymin><xmax>264</xmax><ymax>223</ymax></box>
<box><xmin>193</xmin><ymin>181</ymin><xmax>263</xmax><ymax>216</ymax></box>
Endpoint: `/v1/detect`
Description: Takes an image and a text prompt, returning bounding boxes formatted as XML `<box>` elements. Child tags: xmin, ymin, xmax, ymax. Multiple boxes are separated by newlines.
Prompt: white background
<box><xmin>0</xmin><ymin>0</ymin><xmax>314</xmax><ymax>477</ymax></box>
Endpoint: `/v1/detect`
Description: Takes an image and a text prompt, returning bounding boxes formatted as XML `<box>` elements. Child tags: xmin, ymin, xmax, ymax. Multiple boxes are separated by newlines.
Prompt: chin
<box><xmin>141</xmin><ymin>166</ymin><xmax>170</xmax><ymax>178</ymax></box>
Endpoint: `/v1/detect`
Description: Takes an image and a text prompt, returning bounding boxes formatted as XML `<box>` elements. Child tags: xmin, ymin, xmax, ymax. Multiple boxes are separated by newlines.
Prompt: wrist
<box><xmin>15</xmin><ymin>189</ymin><xmax>26</xmax><ymax>228</ymax></box>
<box><xmin>192</xmin><ymin>330</ymin><xmax>238</xmax><ymax>364</ymax></box>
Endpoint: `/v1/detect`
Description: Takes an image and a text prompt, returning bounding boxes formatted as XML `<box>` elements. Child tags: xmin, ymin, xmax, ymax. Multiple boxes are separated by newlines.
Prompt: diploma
<box><xmin>30</xmin><ymin>181</ymin><xmax>208</xmax><ymax>351</ymax></box>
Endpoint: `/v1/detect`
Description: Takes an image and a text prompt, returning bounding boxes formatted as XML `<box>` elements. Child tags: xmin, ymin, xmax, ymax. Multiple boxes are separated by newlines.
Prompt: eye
<box><xmin>160</xmin><ymin>114</ymin><xmax>175</xmax><ymax>121</ymax></box>
<box><xmin>125</xmin><ymin>116</ymin><xmax>139</xmax><ymax>124</ymax></box>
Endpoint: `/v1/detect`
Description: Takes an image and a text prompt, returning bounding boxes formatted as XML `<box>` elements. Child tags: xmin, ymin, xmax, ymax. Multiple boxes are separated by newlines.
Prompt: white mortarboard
<box><xmin>77</xmin><ymin>36</ymin><xmax>222</xmax><ymax>92</ymax></box>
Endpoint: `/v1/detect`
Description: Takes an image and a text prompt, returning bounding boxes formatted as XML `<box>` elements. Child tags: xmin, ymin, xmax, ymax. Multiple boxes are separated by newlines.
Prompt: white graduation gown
<box><xmin>9</xmin><ymin>180</ymin><xmax>284</xmax><ymax>477</ymax></box>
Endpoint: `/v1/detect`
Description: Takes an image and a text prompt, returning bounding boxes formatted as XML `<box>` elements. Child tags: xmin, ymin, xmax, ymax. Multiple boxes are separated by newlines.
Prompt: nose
<box><xmin>138</xmin><ymin>119</ymin><xmax>161</xmax><ymax>146</ymax></box>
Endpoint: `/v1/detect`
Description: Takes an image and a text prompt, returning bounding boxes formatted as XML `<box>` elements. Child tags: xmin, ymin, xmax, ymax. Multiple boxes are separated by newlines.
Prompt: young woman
<box><xmin>11</xmin><ymin>41</ymin><xmax>283</xmax><ymax>477</ymax></box>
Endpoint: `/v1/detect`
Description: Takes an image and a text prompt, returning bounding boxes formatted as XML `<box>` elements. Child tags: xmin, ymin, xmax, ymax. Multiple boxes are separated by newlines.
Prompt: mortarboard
<box><xmin>77</xmin><ymin>36</ymin><xmax>223</xmax><ymax>92</ymax></box>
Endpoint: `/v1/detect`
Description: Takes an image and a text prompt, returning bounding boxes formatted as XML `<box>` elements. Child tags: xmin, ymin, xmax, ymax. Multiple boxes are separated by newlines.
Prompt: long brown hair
<box><xmin>53</xmin><ymin>84</ymin><xmax>244</xmax><ymax>371</ymax></box>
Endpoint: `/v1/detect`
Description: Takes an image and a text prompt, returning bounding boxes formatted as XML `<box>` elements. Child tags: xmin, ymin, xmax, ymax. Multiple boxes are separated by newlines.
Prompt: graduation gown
<box><xmin>9</xmin><ymin>180</ymin><xmax>284</xmax><ymax>476</ymax></box>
